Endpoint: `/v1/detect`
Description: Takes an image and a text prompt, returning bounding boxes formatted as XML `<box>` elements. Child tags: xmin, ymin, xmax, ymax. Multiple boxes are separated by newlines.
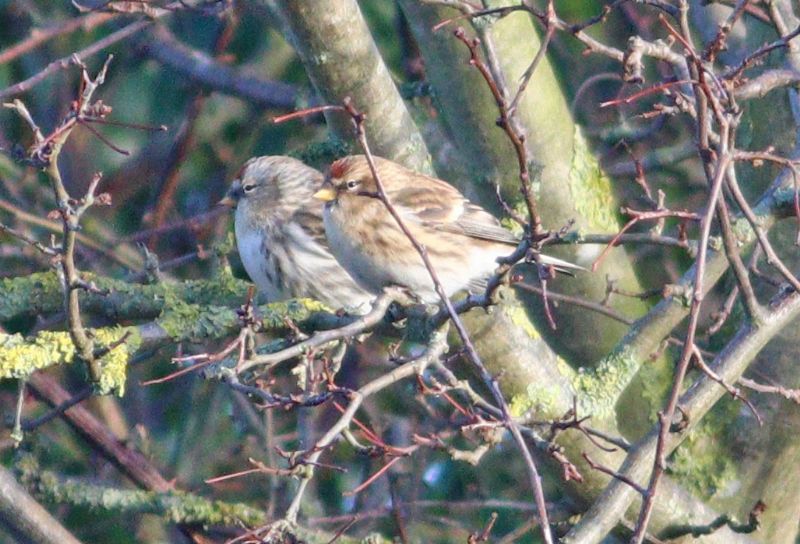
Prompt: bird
<box><xmin>313</xmin><ymin>155</ymin><xmax>584</xmax><ymax>304</ymax></box>
<box><xmin>219</xmin><ymin>155</ymin><xmax>374</xmax><ymax>313</ymax></box>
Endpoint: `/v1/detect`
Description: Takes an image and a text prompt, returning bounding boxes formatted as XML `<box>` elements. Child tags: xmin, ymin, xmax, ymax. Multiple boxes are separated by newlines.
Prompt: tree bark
<box><xmin>274</xmin><ymin>0</ymin><xmax>433</xmax><ymax>173</ymax></box>
<box><xmin>0</xmin><ymin>465</ymin><xmax>82</xmax><ymax>544</ymax></box>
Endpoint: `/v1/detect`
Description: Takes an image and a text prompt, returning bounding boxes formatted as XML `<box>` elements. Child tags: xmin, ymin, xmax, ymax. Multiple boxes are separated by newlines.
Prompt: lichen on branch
<box><xmin>16</xmin><ymin>454</ymin><xmax>265</xmax><ymax>527</ymax></box>
<box><xmin>0</xmin><ymin>327</ymin><xmax>138</xmax><ymax>396</ymax></box>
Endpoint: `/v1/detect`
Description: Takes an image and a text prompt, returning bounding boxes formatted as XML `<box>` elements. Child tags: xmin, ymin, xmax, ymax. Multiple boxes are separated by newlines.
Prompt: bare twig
<box><xmin>453</xmin><ymin>28</ymin><xmax>544</xmax><ymax>238</ymax></box>
<box><xmin>0</xmin><ymin>21</ymin><xmax>152</xmax><ymax>102</ymax></box>
<box><xmin>0</xmin><ymin>12</ymin><xmax>115</xmax><ymax>67</ymax></box>
<box><xmin>284</xmin><ymin>328</ymin><xmax>449</xmax><ymax>523</ymax></box>
<box><xmin>630</xmin><ymin>120</ymin><xmax>733</xmax><ymax>543</ymax></box>
<box><xmin>582</xmin><ymin>453</ymin><xmax>646</xmax><ymax>495</ymax></box>
<box><xmin>738</xmin><ymin>377</ymin><xmax>800</xmax><ymax>404</ymax></box>
<box><xmin>236</xmin><ymin>291</ymin><xmax>396</xmax><ymax>373</ymax></box>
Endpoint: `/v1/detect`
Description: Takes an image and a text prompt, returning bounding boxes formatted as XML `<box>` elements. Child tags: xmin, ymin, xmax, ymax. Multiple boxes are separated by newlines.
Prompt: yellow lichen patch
<box><xmin>500</xmin><ymin>216</ymin><xmax>525</xmax><ymax>238</ymax></box>
<box><xmin>0</xmin><ymin>327</ymin><xmax>139</xmax><ymax>396</ymax></box>
<box><xmin>93</xmin><ymin>327</ymin><xmax>140</xmax><ymax>396</ymax></box>
<box><xmin>0</xmin><ymin>331</ymin><xmax>77</xmax><ymax>378</ymax></box>
<box><xmin>509</xmin><ymin>382</ymin><xmax>562</xmax><ymax>418</ymax></box>
<box><xmin>569</xmin><ymin>128</ymin><xmax>619</xmax><ymax>233</ymax></box>
<box><xmin>555</xmin><ymin>355</ymin><xmax>576</xmax><ymax>378</ymax></box>
<box><xmin>503</xmin><ymin>303</ymin><xmax>540</xmax><ymax>340</ymax></box>
<box><xmin>508</xmin><ymin>393</ymin><xmax>531</xmax><ymax>418</ymax></box>
<box><xmin>259</xmin><ymin>298</ymin><xmax>332</xmax><ymax>328</ymax></box>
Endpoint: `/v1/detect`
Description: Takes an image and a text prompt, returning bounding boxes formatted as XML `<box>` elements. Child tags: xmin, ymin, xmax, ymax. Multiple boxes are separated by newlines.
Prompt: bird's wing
<box><xmin>389</xmin><ymin>178</ymin><xmax>519</xmax><ymax>245</ymax></box>
<box><xmin>380</xmin><ymin>165</ymin><xmax>585</xmax><ymax>274</ymax></box>
<box><xmin>449</xmin><ymin>202</ymin><xmax>520</xmax><ymax>245</ymax></box>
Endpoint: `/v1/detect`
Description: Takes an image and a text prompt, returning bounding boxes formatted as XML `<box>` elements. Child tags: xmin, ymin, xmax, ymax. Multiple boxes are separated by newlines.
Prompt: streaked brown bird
<box><xmin>313</xmin><ymin>155</ymin><xmax>583</xmax><ymax>304</ymax></box>
<box><xmin>220</xmin><ymin>155</ymin><xmax>374</xmax><ymax>312</ymax></box>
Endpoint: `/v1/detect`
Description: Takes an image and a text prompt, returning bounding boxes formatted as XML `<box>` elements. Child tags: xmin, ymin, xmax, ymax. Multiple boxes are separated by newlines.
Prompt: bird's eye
<box><xmin>346</xmin><ymin>180</ymin><xmax>359</xmax><ymax>190</ymax></box>
<box><xmin>243</xmin><ymin>183</ymin><xmax>256</xmax><ymax>193</ymax></box>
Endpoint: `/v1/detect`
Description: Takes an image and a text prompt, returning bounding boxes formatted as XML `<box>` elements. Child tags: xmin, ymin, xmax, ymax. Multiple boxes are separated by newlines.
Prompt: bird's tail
<box><xmin>536</xmin><ymin>253</ymin><xmax>587</xmax><ymax>276</ymax></box>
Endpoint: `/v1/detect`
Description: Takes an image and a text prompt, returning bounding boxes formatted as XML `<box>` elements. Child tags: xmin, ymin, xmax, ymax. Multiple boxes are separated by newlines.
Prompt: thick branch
<box><xmin>1</xmin><ymin>296</ymin><xmax>348</xmax><ymax>391</ymax></box>
<box><xmin>563</xmin><ymin>289</ymin><xmax>800</xmax><ymax>542</ymax></box>
<box><xmin>0</xmin><ymin>270</ymin><xmax>337</xmax><ymax>326</ymax></box>
<box><xmin>17</xmin><ymin>455</ymin><xmax>264</xmax><ymax>527</ymax></box>
<box><xmin>139</xmin><ymin>26</ymin><xmax>299</xmax><ymax>110</ymax></box>
<box><xmin>276</xmin><ymin>0</ymin><xmax>432</xmax><ymax>172</ymax></box>
<box><xmin>0</xmin><ymin>465</ymin><xmax>82</xmax><ymax>544</ymax></box>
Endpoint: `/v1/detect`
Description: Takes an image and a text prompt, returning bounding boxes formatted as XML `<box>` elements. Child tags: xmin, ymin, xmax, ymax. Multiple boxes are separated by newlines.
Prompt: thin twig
<box><xmin>0</xmin><ymin>20</ymin><xmax>152</xmax><ymax>102</ymax></box>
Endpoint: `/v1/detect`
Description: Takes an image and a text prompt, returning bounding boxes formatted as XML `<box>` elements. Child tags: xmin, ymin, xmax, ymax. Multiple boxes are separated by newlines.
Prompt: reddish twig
<box><xmin>629</xmin><ymin>114</ymin><xmax>733</xmax><ymax>544</ymax></box>
<box><xmin>273</xmin><ymin>104</ymin><xmax>345</xmax><ymax>124</ymax></box>
<box><xmin>600</xmin><ymin>79</ymin><xmax>695</xmax><ymax>107</ymax></box>
<box><xmin>343</xmin><ymin>456</ymin><xmax>404</xmax><ymax>496</ymax></box>
<box><xmin>592</xmin><ymin>208</ymin><xmax>701</xmax><ymax>272</ymax></box>
<box><xmin>690</xmin><ymin>346</ymin><xmax>762</xmax><ymax>425</ymax></box>
<box><xmin>0</xmin><ymin>12</ymin><xmax>116</xmax><ymax>66</ymax></box>
<box><xmin>452</xmin><ymin>28</ymin><xmax>544</xmax><ymax>238</ymax></box>
<box><xmin>582</xmin><ymin>453</ymin><xmax>646</xmax><ymax>495</ymax></box>
<box><xmin>0</xmin><ymin>20</ymin><xmax>153</xmax><ymax>102</ymax></box>
<box><xmin>205</xmin><ymin>457</ymin><xmax>298</xmax><ymax>484</ymax></box>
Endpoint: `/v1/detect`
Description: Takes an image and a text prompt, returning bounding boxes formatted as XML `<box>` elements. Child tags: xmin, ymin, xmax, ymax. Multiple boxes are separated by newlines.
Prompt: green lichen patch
<box><xmin>634</xmin><ymin>354</ymin><xmax>674</xmax><ymax>415</ymax></box>
<box><xmin>509</xmin><ymin>382</ymin><xmax>563</xmax><ymax>418</ymax></box>
<box><xmin>0</xmin><ymin>270</ymin><xmax>253</xmax><ymax>324</ymax></box>
<box><xmin>573</xmin><ymin>344</ymin><xmax>639</xmax><ymax>419</ymax></box>
<box><xmin>258</xmin><ymin>298</ymin><xmax>332</xmax><ymax>330</ymax></box>
<box><xmin>568</xmin><ymin>128</ymin><xmax>620</xmax><ymax>233</ymax></box>
<box><xmin>0</xmin><ymin>271</ymin><xmax>63</xmax><ymax>322</ymax></box>
<box><xmin>670</xmin><ymin>442</ymin><xmax>736</xmax><ymax>499</ymax></box>
<box><xmin>730</xmin><ymin>216</ymin><xmax>757</xmax><ymax>244</ymax></box>
<box><xmin>17</xmin><ymin>455</ymin><xmax>265</xmax><ymax>526</ymax></box>
<box><xmin>178</xmin><ymin>270</ymin><xmax>251</xmax><ymax>308</ymax></box>
<box><xmin>156</xmin><ymin>297</ymin><xmax>333</xmax><ymax>343</ymax></box>
<box><xmin>668</xmin><ymin>398</ymin><xmax>739</xmax><ymax>498</ymax></box>
<box><xmin>156</xmin><ymin>298</ymin><xmax>236</xmax><ymax>342</ymax></box>
<box><xmin>164</xmin><ymin>490</ymin><xmax>264</xmax><ymax>526</ymax></box>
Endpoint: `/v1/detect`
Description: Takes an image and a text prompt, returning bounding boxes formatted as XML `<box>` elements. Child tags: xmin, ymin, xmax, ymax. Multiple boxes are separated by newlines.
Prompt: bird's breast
<box><xmin>234</xmin><ymin>211</ymin><xmax>283</xmax><ymax>300</ymax></box>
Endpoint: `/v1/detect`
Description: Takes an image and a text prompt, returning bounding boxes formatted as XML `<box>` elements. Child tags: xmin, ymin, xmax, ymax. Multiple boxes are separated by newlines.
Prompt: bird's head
<box><xmin>219</xmin><ymin>156</ymin><xmax>322</xmax><ymax>212</ymax></box>
<box><xmin>314</xmin><ymin>155</ymin><xmax>381</xmax><ymax>203</ymax></box>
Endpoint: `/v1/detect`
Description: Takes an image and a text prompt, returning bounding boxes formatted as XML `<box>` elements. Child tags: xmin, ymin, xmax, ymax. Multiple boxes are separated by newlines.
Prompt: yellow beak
<box><xmin>217</xmin><ymin>195</ymin><xmax>237</xmax><ymax>208</ymax></box>
<box><xmin>313</xmin><ymin>186</ymin><xmax>337</xmax><ymax>202</ymax></box>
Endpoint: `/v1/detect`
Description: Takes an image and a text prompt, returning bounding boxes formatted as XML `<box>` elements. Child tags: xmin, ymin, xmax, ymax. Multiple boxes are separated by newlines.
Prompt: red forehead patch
<box><xmin>234</xmin><ymin>162</ymin><xmax>248</xmax><ymax>180</ymax></box>
<box><xmin>329</xmin><ymin>158</ymin><xmax>349</xmax><ymax>179</ymax></box>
